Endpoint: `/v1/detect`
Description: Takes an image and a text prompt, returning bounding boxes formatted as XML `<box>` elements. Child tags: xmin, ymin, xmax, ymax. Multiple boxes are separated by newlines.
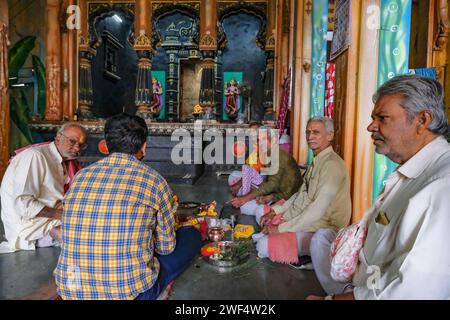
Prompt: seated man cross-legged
<box><xmin>0</xmin><ymin>123</ymin><xmax>87</xmax><ymax>253</ymax></box>
<box><xmin>308</xmin><ymin>75</ymin><xmax>450</xmax><ymax>300</ymax></box>
<box><xmin>255</xmin><ymin>116</ymin><xmax>352</xmax><ymax>270</ymax></box>
<box><xmin>229</xmin><ymin>127</ymin><xmax>303</xmax><ymax>223</ymax></box>
<box><xmin>54</xmin><ymin>113</ymin><xmax>201</xmax><ymax>300</ymax></box>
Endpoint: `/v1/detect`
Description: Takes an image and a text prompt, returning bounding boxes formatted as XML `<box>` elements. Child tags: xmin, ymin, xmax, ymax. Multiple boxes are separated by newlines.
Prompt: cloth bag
<box><xmin>330</xmin><ymin>210</ymin><xmax>375</xmax><ymax>283</ymax></box>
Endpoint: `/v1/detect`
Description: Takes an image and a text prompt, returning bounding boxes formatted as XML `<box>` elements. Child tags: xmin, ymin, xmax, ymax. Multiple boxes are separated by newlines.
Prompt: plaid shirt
<box><xmin>54</xmin><ymin>153</ymin><xmax>176</xmax><ymax>300</ymax></box>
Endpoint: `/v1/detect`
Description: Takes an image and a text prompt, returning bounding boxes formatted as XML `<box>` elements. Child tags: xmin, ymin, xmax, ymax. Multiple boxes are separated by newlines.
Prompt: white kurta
<box><xmin>0</xmin><ymin>142</ymin><xmax>66</xmax><ymax>253</ymax></box>
<box><xmin>352</xmin><ymin>136</ymin><xmax>450</xmax><ymax>299</ymax></box>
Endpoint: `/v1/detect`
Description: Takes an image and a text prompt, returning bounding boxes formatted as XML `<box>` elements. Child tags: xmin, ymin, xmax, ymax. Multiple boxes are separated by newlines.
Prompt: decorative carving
<box><xmin>302</xmin><ymin>62</ymin><xmax>311</xmax><ymax>73</ymax></box>
<box><xmin>266</xmin><ymin>34</ymin><xmax>275</xmax><ymax>49</ymax></box>
<box><xmin>151</xmin><ymin>3</ymin><xmax>200</xmax><ymax>49</ymax></box>
<box><xmin>200</xmin><ymin>33</ymin><xmax>217</xmax><ymax>47</ymax></box>
<box><xmin>282</xmin><ymin>0</ymin><xmax>290</xmax><ymax>34</ymax></box>
<box><xmin>88</xmin><ymin>3</ymin><xmax>135</xmax><ymax>49</ymax></box>
<box><xmin>306</xmin><ymin>1</ymin><xmax>313</xmax><ymax>15</ymax></box>
<box><xmin>152</xmin><ymin>2</ymin><xmax>200</xmax><ymax>13</ymax></box>
<box><xmin>218</xmin><ymin>1</ymin><xmax>267</xmax><ymax>50</ymax></box>
<box><xmin>135</xmin><ymin>32</ymin><xmax>151</xmax><ymax>46</ymax></box>
<box><xmin>434</xmin><ymin>0</ymin><xmax>450</xmax><ymax>51</ymax></box>
<box><xmin>29</xmin><ymin>121</ymin><xmax>269</xmax><ymax>135</ymax></box>
<box><xmin>0</xmin><ymin>23</ymin><xmax>10</xmax><ymax>177</ymax></box>
<box><xmin>45</xmin><ymin>64</ymin><xmax>62</xmax><ymax>121</ymax></box>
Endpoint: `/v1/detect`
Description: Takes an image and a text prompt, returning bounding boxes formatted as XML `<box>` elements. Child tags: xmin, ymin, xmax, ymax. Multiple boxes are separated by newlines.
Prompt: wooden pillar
<box><xmin>45</xmin><ymin>0</ymin><xmax>63</xmax><ymax>121</ymax></box>
<box><xmin>351</xmin><ymin>0</ymin><xmax>379</xmax><ymax>222</ymax></box>
<box><xmin>341</xmin><ymin>0</ymin><xmax>360</xmax><ymax>181</ymax></box>
<box><xmin>62</xmin><ymin>0</ymin><xmax>77</xmax><ymax>120</ymax></box>
<box><xmin>297</xmin><ymin>1</ymin><xmax>313</xmax><ymax>165</ymax></box>
<box><xmin>78</xmin><ymin>0</ymin><xmax>95</xmax><ymax>119</ymax></box>
<box><xmin>332</xmin><ymin>0</ymin><xmax>361</xmax><ymax>180</ymax></box>
<box><xmin>291</xmin><ymin>0</ymin><xmax>304</xmax><ymax>162</ymax></box>
<box><xmin>263</xmin><ymin>0</ymin><xmax>276</xmax><ymax>120</ymax></box>
<box><xmin>134</xmin><ymin>0</ymin><xmax>154</xmax><ymax>119</ymax></box>
<box><xmin>433</xmin><ymin>0</ymin><xmax>450</xmax><ymax>119</ymax></box>
<box><xmin>200</xmin><ymin>0</ymin><xmax>217</xmax><ymax>45</ymax></box>
<box><xmin>275</xmin><ymin>0</ymin><xmax>290</xmax><ymax>118</ymax></box>
<box><xmin>0</xmin><ymin>0</ymin><xmax>10</xmax><ymax>179</ymax></box>
<box><xmin>199</xmin><ymin>0</ymin><xmax>218</xmax><ymax>118</ymax></box>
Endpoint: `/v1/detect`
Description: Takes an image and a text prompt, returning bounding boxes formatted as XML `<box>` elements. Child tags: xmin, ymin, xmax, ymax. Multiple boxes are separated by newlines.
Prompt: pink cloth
<box><xmin>267</xmin><ymin>214</ymin><xmax>299</xmax><ymax>264</ymax></box>
<box><xmin>266</xmin><ymin>199</ymin><xmax>299</xmax><ymax>264</ymax></box>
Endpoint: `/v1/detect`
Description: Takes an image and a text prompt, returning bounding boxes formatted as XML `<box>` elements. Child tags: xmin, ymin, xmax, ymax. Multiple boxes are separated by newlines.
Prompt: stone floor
<box><xmin>0</xmin><ymin>173</ymin><xmax>325</xmax><ymax>300</ymax></box>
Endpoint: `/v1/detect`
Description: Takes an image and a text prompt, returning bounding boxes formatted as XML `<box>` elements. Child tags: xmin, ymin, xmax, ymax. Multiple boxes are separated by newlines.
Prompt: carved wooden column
<box><xmin>44</xmin><ymin>0</ymin><xmax>63</xmax><ymax>121</ymax></box>
<box><xmin>263</xmin><ymin>0</ymin><xmax>276</xmax><ymax>121</ymax></box>
<box><xmin>297</xmin><ymin>0</ymin><xmax>313</xmax><ymax>165</ymax></box>
<box><xmin>62</xmin><ymin>0</ymin><xmax>77</xmax><ymax>120</ymax></box>
<box><xmin>78</xmin><ymin>0</ymin><xmax>95</xmax><ymax>119</ymax></box>
<box><xmin>0</xmin><ymin>0</ymin><xmax>10</xmax><ymax>179</ymax></box>
<box><xmin>433</xmin><ymin>0</ymin><xmax>450</xmax><ymax>119</ymax></box>
<box><xmin>199</xmin><ymin>0</ymin><xmax>218</xmax><ymax>119</ymax></box>
<box><xmin>352</xmin><ymin>0</ymin><xmax>379</xmax><ymax>222</ymax></box>
<box><xmin>134</xmin><ymin>0</ymin><xmax>154</xmax><ymax>120</ymax></box>
<box><xmin>275</xmin><ymin>0</ymin><xmax>290</xmax><ymax>119</ymax></box>
<box><xmin>290</xmin><ymin>0</ymin><xmax>304</xmax><ymax>163</ymax></box>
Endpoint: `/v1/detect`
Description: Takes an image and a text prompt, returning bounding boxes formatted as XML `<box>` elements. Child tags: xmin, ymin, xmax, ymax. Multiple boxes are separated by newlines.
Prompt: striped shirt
<box><xmin>54</xmin><ymin>153</ymin><xmax>176</xmax><ymax>300</ymax></box>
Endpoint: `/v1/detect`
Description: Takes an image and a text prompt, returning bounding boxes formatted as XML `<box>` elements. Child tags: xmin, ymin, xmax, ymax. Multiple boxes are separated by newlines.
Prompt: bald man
<box><xmin>0</xmin><ymin>123</ymin><xmax>88</xmax><ymax>253</ymax></box>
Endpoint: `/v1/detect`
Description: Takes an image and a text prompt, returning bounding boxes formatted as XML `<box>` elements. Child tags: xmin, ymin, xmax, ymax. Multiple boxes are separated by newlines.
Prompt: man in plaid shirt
<box><xmin>54</xmin><ymin>113</ymin><xmax>201</xmax><ymax>300</ymax></box>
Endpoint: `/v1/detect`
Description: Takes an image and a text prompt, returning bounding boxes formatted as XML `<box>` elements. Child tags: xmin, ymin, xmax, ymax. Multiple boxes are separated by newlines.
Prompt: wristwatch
<box><xmin>324</xmin><ymin>294</ymin><xmax>334</xmax><ymax>300</ymax></box>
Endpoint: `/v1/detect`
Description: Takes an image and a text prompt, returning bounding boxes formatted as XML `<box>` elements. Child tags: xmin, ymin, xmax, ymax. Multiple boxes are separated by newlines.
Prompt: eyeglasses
<box><xmin>59</xmin><ymin>132</ymin><xmax>88</xmax><ymax>150</ymax></box>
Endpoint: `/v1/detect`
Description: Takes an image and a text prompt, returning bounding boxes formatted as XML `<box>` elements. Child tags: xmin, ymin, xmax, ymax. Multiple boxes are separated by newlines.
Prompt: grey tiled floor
<box><xmin>0</xmin><ymin>173</ymin><xmax>325</xmax><ymax>300</ymax></box>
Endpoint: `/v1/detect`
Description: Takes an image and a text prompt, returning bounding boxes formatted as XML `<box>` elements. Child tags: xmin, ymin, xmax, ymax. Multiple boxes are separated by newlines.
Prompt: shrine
<box><xmin>1</xmin><ymin>0</ymin><xmax>450</xmax><ymax>302</ymax></box>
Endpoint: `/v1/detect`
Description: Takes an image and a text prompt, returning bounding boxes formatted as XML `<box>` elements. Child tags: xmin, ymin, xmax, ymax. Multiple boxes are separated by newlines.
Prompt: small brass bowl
<box><xmin>208</xmin><ymin>227</ymin><xmax>224</xmax><ymax>242</ymax></box>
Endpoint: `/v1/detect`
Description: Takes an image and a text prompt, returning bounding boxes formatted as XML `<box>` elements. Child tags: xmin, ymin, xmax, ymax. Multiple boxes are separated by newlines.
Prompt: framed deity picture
<box><xmin>150</xmin><ymin>70</ymin><xmax>166</xmax><ymax>119</ymax></box>
<box><xmin>222</xmin><ymin>72</ymin><xmax>243</xmax><ymax>121</ymax></box>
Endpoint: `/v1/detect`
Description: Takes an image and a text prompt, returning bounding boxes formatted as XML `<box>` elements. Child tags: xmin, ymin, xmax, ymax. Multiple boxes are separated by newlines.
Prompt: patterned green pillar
<box><xmin>310</xmin><ymin>0</ymin><xmax>328</xmax><ymax>118</ymax></box>
<box><xmin>308</xmin><ymin>0</ymin><xmax>328</xmax><ymax>163</ymax></box>
<box><xmin>372</xmin><ymin>0</ymin><xmax>412</xmax><ymax>202</ymax></box>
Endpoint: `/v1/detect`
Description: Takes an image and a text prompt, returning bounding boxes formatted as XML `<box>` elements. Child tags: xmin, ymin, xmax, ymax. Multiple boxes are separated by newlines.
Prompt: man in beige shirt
<box><xmin>255</xmin><ymin>116</ymin><xmax>351</xmax><ymax>267</ymax></box>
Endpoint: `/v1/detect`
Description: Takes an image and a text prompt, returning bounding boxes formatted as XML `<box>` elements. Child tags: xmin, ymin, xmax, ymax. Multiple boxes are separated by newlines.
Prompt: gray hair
<box><xmin>372</xmin><ymin>74</ymin><xmax>448</xmax><ymax>135</ymax></box>
<box><xmin>57</xmin><ymin>123</ymin><xmax>88</xmax><ymax>136</ymax></box>
<box><xmin>307</xmin><ymin>116</ymin><xmax>335</xmax><ymax>134</ymax></box>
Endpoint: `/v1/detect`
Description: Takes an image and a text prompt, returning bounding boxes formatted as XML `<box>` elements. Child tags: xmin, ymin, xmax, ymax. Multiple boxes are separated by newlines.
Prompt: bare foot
<box><xmin>49</xmin><ymin>226</ymin><xmax>62</xmax><ymax>242</ymax></box>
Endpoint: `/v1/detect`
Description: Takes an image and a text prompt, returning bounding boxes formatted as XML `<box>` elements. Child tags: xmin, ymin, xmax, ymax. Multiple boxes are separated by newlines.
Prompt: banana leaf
<box><xmin>10</xmin><ymin>91</ymin><xmax>33</xmax><ymax>146</ymax></box>
<box><xmin>8</xmin><ymin>36</ymin><xmax>36</xmax><ymax>82</ymax></box>
<box><xmin>31</xmin><ymin>54</ymin><xmax>46</xmax><ymax>116</ymax></box>
<box><xmin>9</xmin><ymin>119</ymin><xmax>32</xmax><ymax>153</ymax></box>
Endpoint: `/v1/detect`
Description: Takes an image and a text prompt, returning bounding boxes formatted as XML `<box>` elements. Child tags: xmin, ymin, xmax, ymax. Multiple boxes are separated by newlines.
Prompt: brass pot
<box><xmin>208</xmin><ymin>227</ymin><xmax>225</xmax><ymax>242</ymax></box>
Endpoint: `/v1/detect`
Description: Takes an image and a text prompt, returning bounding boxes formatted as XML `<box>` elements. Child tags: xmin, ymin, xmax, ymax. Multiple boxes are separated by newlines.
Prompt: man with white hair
<box><xmin>255</xmin><ymin>116</ymin><xmax>351</xmax><ymax>267</ymax></box>
<box><xmin>0</xmin><ymin>123</ymin><xmax>88</xmax><ymax>252</ymax></box>
<box><xmin>308</xmin><ymin>74</ymin><xmax>450</xmax><ymax>300</ymax></box>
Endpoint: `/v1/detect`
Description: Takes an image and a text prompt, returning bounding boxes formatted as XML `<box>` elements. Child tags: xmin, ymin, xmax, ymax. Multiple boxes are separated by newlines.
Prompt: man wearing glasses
<box><xmin>0</xmin><ymin>123</ymin><xmax>87</xmax><ymax>253</ymax></box>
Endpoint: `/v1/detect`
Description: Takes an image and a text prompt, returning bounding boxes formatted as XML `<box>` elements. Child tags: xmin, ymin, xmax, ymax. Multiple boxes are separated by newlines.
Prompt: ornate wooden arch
<box><xmin>88</xmin><ymin>3</ymin><xmax>136</xmax><ymax>50</ymax></box>
<box><xmin>217</xmin><ymin>2</ymin><xmax>267</xmax><ymax>50</ymax></box>
<box><xmin>151</xmin><ymin>3</ymin><xmax>200</xmax><ymax>50</ymax></box>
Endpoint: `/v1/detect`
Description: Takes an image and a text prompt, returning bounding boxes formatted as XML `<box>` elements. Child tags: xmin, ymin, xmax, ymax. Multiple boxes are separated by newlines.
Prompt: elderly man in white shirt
<box><xmin>0</xmin><ymin>123</ymin><xmax>87</xmax><ymax>253</ymax></box>
<box><xmin>308</xmin><ymin>75</ymin><xmax>450</xmax><ymax>300</ymax></box>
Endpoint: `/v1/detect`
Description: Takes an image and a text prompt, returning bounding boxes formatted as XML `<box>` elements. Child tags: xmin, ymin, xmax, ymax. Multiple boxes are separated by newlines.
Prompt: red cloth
<box><xmin>325</xmin><ymin>63</ymin><xmax>335</xmax><ymax>118</ymax></box>
<box><xmin>266</xmin><ymin>199</ymin><xmax>299</xmax><ymax>264</ymax></box>
<box><xmin>198</xmin><ymin>220</ymin><xmax>209</xmax><ymax>241</ymax></box>
<box><xmin>276</xmin><ymin>68</ymin><xmax>292</xmax><ymax>138</ymax></box>
<box><xmin>13</xmin><ymin>141</ymin><xmax>82</xmax><ymax>194</ymax></box>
